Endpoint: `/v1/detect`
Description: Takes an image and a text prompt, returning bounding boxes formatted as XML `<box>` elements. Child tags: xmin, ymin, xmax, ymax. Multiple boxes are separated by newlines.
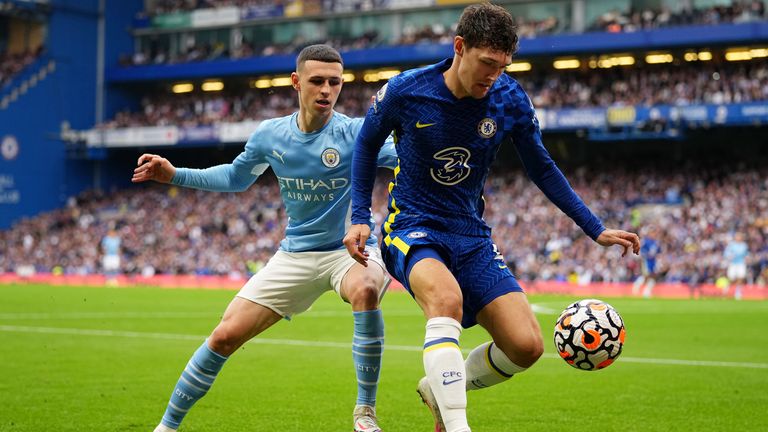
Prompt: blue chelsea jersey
<box><xmin>351</xmin><ymin>59</ymin><xmax>604</xmax><ymax>240</ymax></box>
<box><xmin>172</xmin><ymin>111</ymin><xmax>398</xmax><ymax>252</ymax></box>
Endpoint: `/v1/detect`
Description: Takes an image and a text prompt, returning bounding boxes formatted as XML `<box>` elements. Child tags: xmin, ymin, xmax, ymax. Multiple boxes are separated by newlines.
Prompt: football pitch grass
<box><xmin>1</xmin><ymin>284</ymin><xmax>766</xmax><ymax>431</ymax></box>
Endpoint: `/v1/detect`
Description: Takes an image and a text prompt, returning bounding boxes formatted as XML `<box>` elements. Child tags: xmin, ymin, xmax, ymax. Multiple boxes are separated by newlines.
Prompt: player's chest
<box><xmin>265</xmin><ymin>139</ymin><xmax>350</xmax><ymax>178</ymax></box>
<box><xmin>400</xmin><ymin>99</ymin><xmax>510</xmax><ymax>158</ymax></box>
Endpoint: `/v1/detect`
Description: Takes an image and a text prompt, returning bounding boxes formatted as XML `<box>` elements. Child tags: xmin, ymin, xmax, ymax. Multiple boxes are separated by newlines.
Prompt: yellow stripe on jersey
<box><xmin>424</xmin><ymin>341</ymin><xmax>461</xmax><ymax>354</ymax></box>
<box><xmin>383</xmin><ymin>159</ymin><xmax>402</xmax><ymax>235</ymax></box>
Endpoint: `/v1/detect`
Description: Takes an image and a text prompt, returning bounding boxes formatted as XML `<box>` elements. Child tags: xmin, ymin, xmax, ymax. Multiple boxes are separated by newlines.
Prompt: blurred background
<box><xmin>0</xmin><ymin>0</ymin><xmax>766</xmax><ymax>298</ymax></box>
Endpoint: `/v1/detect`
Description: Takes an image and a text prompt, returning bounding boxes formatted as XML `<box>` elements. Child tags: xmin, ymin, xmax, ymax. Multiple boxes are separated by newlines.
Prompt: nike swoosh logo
<box><xmin>416</xmin><ymin>121</ymin><xmax>436</xmax><ymax>129</ymax></box>
<box><xmin>442</xmin><ymin>378</ymin><xmax>462</xmax><ymax>385</ymax></box>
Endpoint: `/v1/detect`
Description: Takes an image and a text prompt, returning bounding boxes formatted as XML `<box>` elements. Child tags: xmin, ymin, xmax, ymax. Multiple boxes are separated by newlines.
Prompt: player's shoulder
<box><xmin>385</xmin><ymin>61</ymin><xmax>446</xmax><ymax>94</ymax></box>
<box><xmin>495</xmin><ymin>74</ymin><xmax>531</xmax><ymax>103</ymax></box>
<box><xmin>493</xmin><ymin>73</ymin><xmax>536</xmax><ymax>117</ymax></box>
<box><xmin>328</xmin><ymin>111</ymin><xmax>364</xmax><ymax>138</ymax></box>
<box><xmin>247</xmin><ymin>114</ymin><xmax>293</xmax><ymax>144</ymax></box>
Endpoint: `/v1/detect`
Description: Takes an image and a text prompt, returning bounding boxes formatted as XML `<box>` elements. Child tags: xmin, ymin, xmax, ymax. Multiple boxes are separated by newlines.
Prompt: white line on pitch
<box><xmin>1</xmin><ymin>324</ymin><xmax>767</xmax><ymax>370</ymax></box>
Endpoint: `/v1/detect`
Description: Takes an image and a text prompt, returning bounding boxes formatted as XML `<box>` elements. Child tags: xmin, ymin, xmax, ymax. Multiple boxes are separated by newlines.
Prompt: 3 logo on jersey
<box><xmin>430</xmin><ymin>146</ymin><xmax>472</xmax><ymax>186</ymax></box>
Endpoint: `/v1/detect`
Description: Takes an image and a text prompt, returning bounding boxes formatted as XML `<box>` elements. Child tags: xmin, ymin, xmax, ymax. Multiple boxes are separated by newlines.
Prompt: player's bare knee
<box><xmin>208</xmin><ymin>324</ymin><xmax>246</xmax><ymax>356</ymax></box>
<box><xmin>516</xmin><ymin>336</ymin><xmax>544</xmax><ymax>367</ymax></box>
<box><xmin>347</xmin><ymin>282</ymin><xmax>380</xmax><ymax>310</ymax></box>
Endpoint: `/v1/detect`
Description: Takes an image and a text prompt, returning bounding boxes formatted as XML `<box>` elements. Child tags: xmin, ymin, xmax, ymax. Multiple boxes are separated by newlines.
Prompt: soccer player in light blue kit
<box><xmin>100</xmin><ymin>227</ymin><xmax>121</xmax><ymax>285</ymax></box>
<box><xmin>724</xmin><ymin>232</ymin><xmax>749</xmax><ymax>300</ymax></box>
<box><xmin>133</xmin><ymin>45</ymin><xmax>396</xmax><ymax>432</ymax></box>
<box><xmin>344</xmin><ymin>5</ymin><xmax>640</xmax><ymax>432</ymax></box>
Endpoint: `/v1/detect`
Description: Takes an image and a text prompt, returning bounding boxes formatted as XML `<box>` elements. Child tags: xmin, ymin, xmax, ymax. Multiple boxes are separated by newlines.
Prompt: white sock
<box><xmin>465</xmin><ymin>342</ymin><xmax>527</xmax><ymax>391</ymax></box>
<box><xmin>423</xmin><ymin>317</ymin><xmax>470</xmax><ymax>432</ymax></box>
<box><xmin>632</xmin><ymin>276</ymin><xmax>645</xmax><ymax>295</ymax></box>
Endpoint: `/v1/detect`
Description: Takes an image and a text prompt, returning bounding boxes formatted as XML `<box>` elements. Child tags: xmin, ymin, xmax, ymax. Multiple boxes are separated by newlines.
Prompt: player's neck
<box><xmin>296</xmin><ymin>108</ymin><xmax>333</xmax><ymax>133</ymax></box>
<box><xmin>443</xmin><ymin>66</ymin><xmax>469</xmax><ymax>99</ymax></box>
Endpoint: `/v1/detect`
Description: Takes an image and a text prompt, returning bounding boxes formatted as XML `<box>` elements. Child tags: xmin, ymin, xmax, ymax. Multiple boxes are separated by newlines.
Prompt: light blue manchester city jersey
<box><xmin>172</xmin><ymin>111</ymin><xmax>397</xmax><ymax>252</ymax></box>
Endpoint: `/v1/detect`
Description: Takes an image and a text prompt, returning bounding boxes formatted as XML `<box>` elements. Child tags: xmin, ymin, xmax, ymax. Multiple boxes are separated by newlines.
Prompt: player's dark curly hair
<box><xmin>456</xmin><ymin>3</ymin><xmax>519</xmax><ymax>56</ymax></box>
<box><xmin>296</xmin><ymin>44</ymin><xmax>344</xmax><ymax>70</ymax></box>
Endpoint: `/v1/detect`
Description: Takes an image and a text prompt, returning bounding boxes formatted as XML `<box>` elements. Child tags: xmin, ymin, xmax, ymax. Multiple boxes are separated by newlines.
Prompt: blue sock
<box><xmin>160</xmin><ymin>340</ymin><xmax>228</xmax><ymax>429</ymax></box>
<box><xmin>352</xmin><ymin>310</ymin><xmax>384</xmax><ymax>407</ymax></box>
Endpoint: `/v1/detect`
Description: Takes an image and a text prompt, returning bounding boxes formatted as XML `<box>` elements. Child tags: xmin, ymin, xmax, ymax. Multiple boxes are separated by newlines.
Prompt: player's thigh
<box><xmin>237</xmin><ymin>250</ymin><xmax>327</xmax><ymax>319</ymax></box>
<box><xmin>210</xmin><ymin>296</ymin><xmax>283</xmax><ymax>354</ymax></box>
<box><xmin>336</xmin><ymin>247</ymin><xmax>389</xmax><ymax>303</ymax></box>
<box><xmin>476</xmin><ymin>291</ymin><xmax>543</xmax><ymax>362</ymax></box>
<box><xmin>408</xmin><ymin>257</ymin><xmax>463</xmax><ymax>320</ymax></box>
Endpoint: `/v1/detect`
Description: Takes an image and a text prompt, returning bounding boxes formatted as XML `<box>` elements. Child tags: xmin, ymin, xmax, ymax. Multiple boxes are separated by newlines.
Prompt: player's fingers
<box><xmin>137</xmin><ymin>154</ymin><xmax>154</xmax><ymax>166</ymax></box>
<box><xmin>616</xmin><ymin>238</ymin><xmax>632</xmax><ymax>257</ymax></box>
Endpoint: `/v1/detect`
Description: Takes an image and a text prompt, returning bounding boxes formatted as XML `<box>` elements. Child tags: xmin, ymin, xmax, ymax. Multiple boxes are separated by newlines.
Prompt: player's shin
<box><xmin>352</xmin><ymin>309</ymin><xmax>384</xmax><ymax>407</ymax></box>
<box><xmin>423</xmin><ymin>317</ymin><xmax>470</xmax><ymax>432</ymax></box>
<box><xmin>158</xmin><ymin>340</ymin><xmax>228</xmax><ymax>429</ymax></box>
<box><xmin>464</xmin><ymin>342</ymin><xmax>527</xmax><ymax>391</ymax></box>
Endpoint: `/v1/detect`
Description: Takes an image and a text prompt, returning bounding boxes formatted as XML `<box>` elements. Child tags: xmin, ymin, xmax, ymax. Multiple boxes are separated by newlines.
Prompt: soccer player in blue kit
<box><xmin>133</xmin><ymin>45</ymin><xmax>396</xmax><ymax>432</ymax></box>
<box><xmin>343</xmin><ymin>4</ymin><xmax>640</xmax><ymax>432</ymax></box>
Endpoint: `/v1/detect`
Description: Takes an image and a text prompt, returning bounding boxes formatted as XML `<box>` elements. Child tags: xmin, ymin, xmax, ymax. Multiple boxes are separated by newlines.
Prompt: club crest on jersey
<box><xmin>477</xmin><ymin>118</ymin><xmax>497</xmax><ymax>138</ymax></box>
<box><xmin>407</xmin><ymin>231</ymin><xmax>427</xmax><ymax>239</ymax></box>
<box><xmin>321</xmin><ymin>148</ymin><xmax>341</xmax><ymax>168</ymax></box>
<box><xmin>1</xmin><ymin>135</ymin><xmax>19</xmax><ymax>160</ymax></box>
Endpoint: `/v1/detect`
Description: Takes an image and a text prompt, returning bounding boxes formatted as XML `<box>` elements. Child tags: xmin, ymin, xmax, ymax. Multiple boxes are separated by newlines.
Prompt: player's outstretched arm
<box><xmin>596</xmin><ymin>229</ymin><xmax>641</xmax><ymax>257</ymax></box>
<box><xmin>343</xmin><ymin>224</ymin><xmax>371</xmax><ymax>266</ymax></box>
<box><xmin>132</xmin><ymin>153</ymin><xmax>176</xmax><ymax>184</ymax></box>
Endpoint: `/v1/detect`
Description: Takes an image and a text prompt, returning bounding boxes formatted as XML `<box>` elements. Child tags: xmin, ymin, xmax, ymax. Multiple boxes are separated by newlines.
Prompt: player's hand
<box><xmin>344</xmin><ymin>224</ymin><xmax>371</xmax><ymax>267</ymax></box>
<box><xmin>132</xmin><ymin>154</ymin><xmax>176</xmax><ymax>184</ymax></box>
<box><xmin>596</xmin><ymin>229</ymin><xmax>641</xmax><ymax>257</ymax></box>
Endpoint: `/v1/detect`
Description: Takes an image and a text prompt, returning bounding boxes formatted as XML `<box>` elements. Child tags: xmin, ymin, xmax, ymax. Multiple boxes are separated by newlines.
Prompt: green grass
<box><xmin>1</xmin><ymin>284</ymin><xmax>767</xmax><ymax>431</ymax></box>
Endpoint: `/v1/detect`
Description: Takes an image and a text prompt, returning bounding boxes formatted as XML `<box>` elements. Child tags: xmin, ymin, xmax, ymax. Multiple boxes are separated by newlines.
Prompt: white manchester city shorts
<box><xmin>727</xmin><ymin>263</ymin><xmax>747</xmax><ymax>281</ymax></box>
<box><xmin>237</xmin><ymin>247</ymin><xmax>388</xmax><ymax>319</ymax></box>
<box><xmin>102</xmin><ymin>255</ymin><xmax>120</xmax><ymax>272</ymax></box>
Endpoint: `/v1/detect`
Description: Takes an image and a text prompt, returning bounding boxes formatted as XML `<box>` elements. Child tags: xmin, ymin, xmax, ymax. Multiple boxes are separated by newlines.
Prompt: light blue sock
<box><xmin>352</xmin><ymin>309</ymin><xmax>384</xmax><ymax>407</ymax></box>
<box><xmin>160</xmin><ymin>340</ymin><xmax>228</xmax><ymax>429</ymax></box>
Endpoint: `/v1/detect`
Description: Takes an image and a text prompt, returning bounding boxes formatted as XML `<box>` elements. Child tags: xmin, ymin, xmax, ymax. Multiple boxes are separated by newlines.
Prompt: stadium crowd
<box><xmin>96</xmin><ymin>61</ymin><xmax>768</xmax><ymax>129</ymax></box>
<box><xmin>123</xmin><ymin>0</ymin><xmax>767</xmax><ymax>66</ymax></box>
<box><xmin>591</xmin><ymin>0</ymin><xmax>766</xmax><ymax>33</ymax></box>
<box><xmin>1</xmin><ymin>163</ymin><xmax>767</xmax><ymax>288</ymax></box>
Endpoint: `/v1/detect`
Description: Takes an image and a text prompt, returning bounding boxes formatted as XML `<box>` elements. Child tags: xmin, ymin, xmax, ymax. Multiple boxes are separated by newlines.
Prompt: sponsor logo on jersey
<box><xmin>415</xmin><ymin>121</ymin><xmax>436</xmax><ymax>129</ymax></box>
<box><xmin>321</xmin><ymin>148</ymin><xmax>341</xmax><ymax>168</ymax></box>
<box><xmin>430</xmin><ymin>146</ymin><xmax>472</xmax><ymax>186</ymax></box>
<box><xmin>276</xmin><ymin>176</ymin><xmax>348</xmax><ymax>191</ymax></box>
<box><xmin>477</xmin><ymin>118</ymin><xmax>497</xmax><ymax>138</ymax></box>
<box><xmin>272</xmin><ymin>149</ymin><xmax>286</xmax><ymax>164</ymax></box>
<box><xmin>407</xmin><ymin>231</ymin><xmax>427</xmax><ymax>239</ymax></box>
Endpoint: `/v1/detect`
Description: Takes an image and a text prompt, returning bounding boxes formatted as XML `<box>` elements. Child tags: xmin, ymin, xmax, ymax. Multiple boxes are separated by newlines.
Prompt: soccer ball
<box><xmin>553</xmin><ymin>299</ymin><xmax>625</xmax><ymax>371</ymax></box>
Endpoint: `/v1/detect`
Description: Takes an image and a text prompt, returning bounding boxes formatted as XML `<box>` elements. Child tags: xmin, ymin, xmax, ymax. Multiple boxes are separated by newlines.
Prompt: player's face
<box><xmin>458</xmin><ymin>45</ymin><xmax>511</xmax><ymax>99</ymax></box>
<box><xmin>292</xmin><ymin>60</ymin><xmax>344</xmax><ymax>115</ymax></box>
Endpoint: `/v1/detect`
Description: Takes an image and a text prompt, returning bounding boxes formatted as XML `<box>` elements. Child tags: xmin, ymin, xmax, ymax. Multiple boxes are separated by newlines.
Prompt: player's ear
<box><xmin>454</xmin><ymin>36</ymin><xmax>464</xmax><ymax>56</ymax></box>
<box><xmin>291</xmin><ymin>72</ymin><xmax>300</xmax><ymax>90</ymax></box>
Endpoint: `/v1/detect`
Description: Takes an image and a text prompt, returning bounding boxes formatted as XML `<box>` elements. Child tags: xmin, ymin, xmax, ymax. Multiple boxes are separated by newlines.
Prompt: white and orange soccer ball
<box><xmin>554</xmin><ymin>299</ymin><xmax>625</xmax><ymax>371</ymax></box>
